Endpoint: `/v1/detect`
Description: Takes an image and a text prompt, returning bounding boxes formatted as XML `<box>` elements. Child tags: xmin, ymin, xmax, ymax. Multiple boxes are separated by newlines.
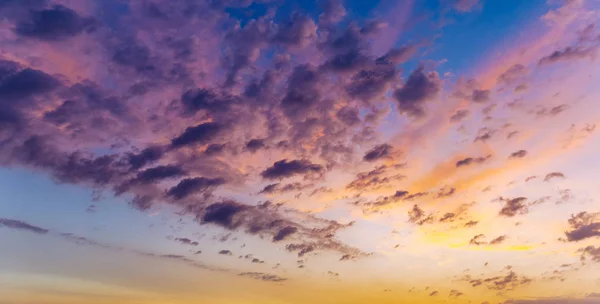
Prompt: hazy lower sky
<box><xmin>1</xmin><ymin>0</ymin><xmax>600</xmax><ymax>303</ymax></box>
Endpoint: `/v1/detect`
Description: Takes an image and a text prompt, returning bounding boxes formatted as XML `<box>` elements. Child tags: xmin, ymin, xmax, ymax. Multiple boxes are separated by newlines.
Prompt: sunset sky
<box><xmin>1</xmin><ymin>0</ymin><xmax>600</xmax><ymax>303</ymax></box>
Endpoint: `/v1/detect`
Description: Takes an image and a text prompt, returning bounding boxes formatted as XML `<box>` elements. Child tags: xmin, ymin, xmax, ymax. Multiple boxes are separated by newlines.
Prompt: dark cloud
<box><xmin>0</xmin><ymin>218</ymin><xmax>49</xmax><ymax>234</ymax></box>
<box><xmin>259</xmin><ymin>182</ymin><xmax>312</xmax><ymax>195</ymax></box>
<box><xmin>462</xmin><ymin>271</ymin><xmax>532</xmax><ymax>291</ymax></box>
<box><xmin>346</xmin><ymin>165</ymin><xmax>405</xmax><ymax>192</ymax></box>
<box><xmin>469</xmin><ymin>234</ymin><xmax>486</xmax><ymax>245</ymax></box>
<box><xmin>286</xmin><ymin>243</ymin><xmax>315</xmax><ymax>257</ymax></box>
<box><xmin>204</xmin><ymin>143</ymin><xmax>227</xmax><ymax>156</ymax></box>
<box><xmin>170</xmin><ymin>122</ymin><xmax>224</xmax><ymax>148</ymax></box>
<box><xmin>0</xmin><ymin>65</ymin><xmax>60</xmax><ymax>101</ymax></box>
<box><xmin>489</xmin><ymin>235</ymin><xmax>507</xmax><ymax>245</ymax></box>
<box><xmin>270</xmin><ymin>13</ymin><xmax>316</xmax><ymax>48</ymax></box>
<box><xmin>323</xmin><ymin>50</ymin><xmax>370</xmax><ymax>73</ymax></box>
<box><xmin>280</xmin><ymin>64</ymin><xmax>321</xmax><ymax>119</ymax></box>
<box><xmin>174</xmin><ymin>237</ymin><xmax>198</xmax><ymax>246</ymax></box>
<box><xmin>134</xmin><ymin>165</ymin><xmax>186</xmax><ymax>184</ymax></box>
<box><xmin>345</xmin><ymin>64</ymin><xmax>396</xmax><ymax>103</ymax></box>
<box><xmin>239</xmin><ymin>272</ymin><xmax>287</xmax><ymax>283</ymax></box>
<box><xmin>376</xmin><ymin>45</ymin><xmax>416</xmax><ymax>65</ymax></box>
<box><xmin>474</xmin><ymin>128</ymin><xmax>495</xmax><ymax>142</ymax></box>
<box><xmin>464</xmin><ymin>220</ymin><xmax>479</xmax><ymax>227</ymax></box>
<box><xmin>245</xmin><ymin>138</ymin><xmax>266</xmax><ymax>153</ymax></box>
<box><xmin>336</xmin><ymin>106</ymin><xmax>361</xmax><ymax>126</ymax></box>
<box><xmin>180</xmin><ymin>88</ymin><xmax>234</xmax><ymax>114</ymax></box>
<box><xmin>261</xmin><ymin>159</ymin><xmax>324</xmax><ymax>180</ymax></box>
<box><xmin>450</xmin><ymin>290</ymin><xmax>463</xmax><ymax>297</ymax></box>
<box><xmin>219</xmin><ymin>250</ymin><xmax>232</xmax><ymax>255</ymax></box>
<box><xmin>564</xmin><ymin>212</ymin><xmax>600</xmax><ymax>242</ymax></box>
<box><xmin>499</xmin><ymin>197</ymin><xmax>528</xmax><ymax>217</ymax></box>
<box><xmin>579</xmin><ymin>246</ymin><xmax>600</xmax><ymax>263</ymax></box>
<box><xmin>497</xmin><ymin>64</ymin><xmax>527</xmax><ymax>85</ymax></box>
<box><xmin>472</xmin><ymin>89</ymin><xmax>491</xmax><ymax>103</ymax></box>
<box><xmin>509</xmin><ymin>150</ymin><xmax>527</xmax><ymax>159</ymax></box>
<box><xmin>544</xmin><ymin>172</ymin><xmax>565</xmax><ymax>182</ymax></box>
<box><xmin>166</xmin><ymin>177</ymin><xmax>226</xmax><ymax>200</ymax></box>
<box><xmin>273</xmin><ymin>226</ymin><xmax>297</xmax><ymax>242</ymax></box>
<box><xmin>14</xmin><ymin>5</ymin><xmax>96</xmax><ymax>40</ymax></box>
<box><xmin>436</xmin><ymin>187</ymin><xmax>456</xmax><ymax>198</ymax></box>
<box><xmin>363</xmin><ymin>144</ymin><xmax>394</xmax><ymax>162</ymax></box>
<box><xmin>408</xmin><ymin>205</ymin><xmax>434</xmax><ymax>226</ymax></box>
<box><xmin>127</xmin><ymin>146</ymin><xmax>164</xmax><ymax>170</ymax></box>
<box><xmin>201</xmin><ymin>201</ymin><xmax>248</xmax><ymax>230</ymax></box>
<box><xmin>394</xmin><ymin>66</ymin><xmax>441</xmax><ymax>118</ymax></box>
<box><xmin>456</xmin><ymin>155</ymin><xmax>491</xmax><ymax>167</ymax></box>
<box><xmin>450</xmin><ymin>109</ymin><xmax>469</xmax><ymax>122</ymax></box>
<box><xmin>536</xmin><ymin>104</ymin><xmax>570</xmax><ymax>117</ymax></box>
<box><xmin>538</xmin><ymin>46</ymin><xmax>598</xmax><ymax>65</ymax></box>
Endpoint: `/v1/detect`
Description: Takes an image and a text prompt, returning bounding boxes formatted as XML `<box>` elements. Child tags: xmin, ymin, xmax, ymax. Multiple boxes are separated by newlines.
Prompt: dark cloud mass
<box><xmin>166</xmin><ymin>177</ymin><xmax>226</xmax><ymax>200</ymax></box>
<box><xmin>201</xmin><ymin>201</ymin><xmax>248</xmax><ymax>230</ymax></box>
<box><xmin>170</xmin><ymin>122</ymin><xmax>224</xmax><ymax>148</ymax></box>
<box><xmin>499</xmin><ymin>197</ymin><xmax>528</xmax><ymax>217</ymax></box>
<box><xmin>0</xmin><ymin>218</ymin><xmax>49</xmax><ymax>234</ymax></box>
<box><xmin>363</xmin><ymin>144</ymin><xmax>394</xmax><ymax>162</ymax></box>
<box><xmin>15</xmin><ymin>5</ymin><xmax>96</xmax><ymax>40</ymax></box>
<box><xmin>456</xmin><ymin>155</ymin><xmax>491</xmax><ymax>167</ymax></box>
<box><xmin>564</xmin><ymin>212</ymin><xmax>600</xmax><ymax>242</ymax></box>
<box><xmin>261</xmin><ymin>159</ymin><xmax>324</xmax><ymax>180</ymax></box>
<box><xmin>394</xmin><ymin>67</ymin><xmax>441</xmax><ymax>118</ymax></box>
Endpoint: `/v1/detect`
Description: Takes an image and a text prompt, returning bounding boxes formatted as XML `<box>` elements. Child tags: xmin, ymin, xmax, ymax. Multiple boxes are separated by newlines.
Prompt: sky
<box><xmin>0</xmin><ymin>0</ymin><xmax>600</xmax><ymax>303</ymax></box>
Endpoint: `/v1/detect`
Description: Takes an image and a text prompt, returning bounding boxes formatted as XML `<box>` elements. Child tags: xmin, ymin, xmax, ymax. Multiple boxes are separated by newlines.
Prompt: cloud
<box><xmin>408</xmin><ymin>204</ymin><xmax>434</xmax><ymax>226</ymax></box>
<box><xmin>564</xmin><ymin>212</ymin><xmax>600</xmax><ymax>242</ymax></box>
<box><xmin>346</xmin><ymin>165</ymin><xmax>405</xmax><ymax>191</ymax></box>
<box><xmin>201</xmin><ymin>201</ymin><xmax>248</xmax><ymax>230</ymax></box>
<box><xmin>450</xmin><ymin>109</ymin><xmax>470</xmax><ymax>122</ymax></box>
<box><xmin>174</xmin><ymin>237</ymin><xmax>199</xmax><ymax>246</ymax></box>
<box><xmin>463</xmin><ymin>271</ymin><xmax>532</xmax><ymax>291</ymax></box>
<box><xmin>336</xmin><ymin>106</ymin><xmax>361</xmax><ymax>126</ymax></box>
<box><xmin>509</xmin><ymin>150</ymin><xmax>528</xmax><ymax>159</ymax></box>
<box><xmin>170</xmin><ymin>122</ymin><xmax>224</xmax><ymax>149</ymax></box>
<box><xmin>14</xmin><ymin>5</ymin><xmax>96</xmax><ymax>40</ymax></box>
<box><xmin>259</xmin><ymin>182</ymin><xmax>312</xmax><ymax>195</ymax></box>
<box><xmin>166</xmin><ymin>177</ymin><xmax>226</xmax><ymax>200</ymax></box>
<box><xmin>0</xmin><ymin>218</ymin><xmax>49</xmax><ymax>234</ymax></box>
<box><xmin>239</xmin><ymin>272</ymin><xmax>287</xmax><ymax>283</ymax></box>
<box><xmin>544</xmin><ymin>172</ymin><xmax>565</xmax><ymax>182</ymax></box>
<box><xmin>456</xmin><ymin>155</ymin><xmax>492</xmax><ymax>167</ymax></box>
<box><xmin>472</xmin><ymin>89</ymin><xmax>491</xmax><ymax>103</ymax></box>
<box><xmin>245</xmin><ymin>138</ymin><xmax>266</xmax><ymax>153</ymax></box>
<box><xmin>134</xmin><ymin>165</ymin><xmax>186</xmax><ymax>184</ymax></box>
<box><xmin>497</xmin><ymin>64</ymin><xmax>528</xmax><ymax>85</ymax></box>
<box><xmin>261</xmin><ymin>159</ymin><xmax>324</xmax><ymax>180</ymax></box>
<box><xmin>394</xmin><ymin>66</ymin><xmax>441</xmax><ymax>118</ymax></box>
<box><xmin>363</xmin><ymin>144</ymin><xmax>395</xmax><ymax>162</ymax></box>
<box><xmin>579</xmin><ymin>246</ymin><xmax>600</xmax><ymax>263</ymax></box>
<box><xmin>126</xmin><ymin>147</ymin><xmax>164</xmax><ymax>170</ymax></box>
<box><xmin>538</xmin><ymin>46</ymin><xmax>598</xmax><ymax>65</ymax></box>
<box><xmin>0</xmin><ymin>64</ymin><xmax>60</xmax><ymax>101</ymax></box>
<box><xmin>273</xmin><ymin>226</ymin><xmax>298</xmax><ymax>242</ymax></box>
<box><xmin>470</xmin><ymin>234</ymin><xmax>487</xmax><ymax>245</ymax></box>
<box><xmin>499</xmin><ymin>197</ymin><xmax>528</xmax><ymax>217</ymax></box>
<box><xmin>490</xmin><ymin>235</ymin><xmax>507</xmax><ymax>245</ymax></box>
